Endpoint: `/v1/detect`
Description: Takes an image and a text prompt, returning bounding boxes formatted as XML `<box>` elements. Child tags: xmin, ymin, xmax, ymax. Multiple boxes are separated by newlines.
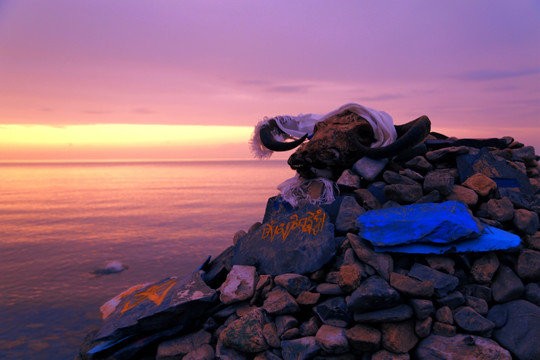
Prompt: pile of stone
<box><xmin>78</xmin><ymin>138</ymin><xmax>540</xmax><ymax>360</ymax></box>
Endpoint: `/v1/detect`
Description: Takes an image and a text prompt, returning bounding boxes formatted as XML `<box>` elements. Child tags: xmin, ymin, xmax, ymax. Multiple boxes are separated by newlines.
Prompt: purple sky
<box><xmin>0</xmin><ymin>0</ymin><xmax>539</xmax><ymax>159</ymax></box>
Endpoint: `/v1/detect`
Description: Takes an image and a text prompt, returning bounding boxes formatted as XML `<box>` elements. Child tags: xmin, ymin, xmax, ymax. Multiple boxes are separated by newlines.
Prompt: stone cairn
<box><xmin>79</xmin><ymin>139</ymin><xmax>540</xmax><ymax>360</ymax></box>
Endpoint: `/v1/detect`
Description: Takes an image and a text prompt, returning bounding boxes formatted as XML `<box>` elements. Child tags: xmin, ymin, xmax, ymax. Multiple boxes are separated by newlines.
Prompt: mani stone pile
<box><xmin>79</xmin><ymin>139</ymin><xmax>540</xmax><ymax>360</ymax></box>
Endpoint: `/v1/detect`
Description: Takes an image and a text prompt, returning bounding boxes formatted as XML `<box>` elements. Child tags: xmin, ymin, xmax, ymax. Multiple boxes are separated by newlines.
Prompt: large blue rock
<box><xmin>357</xmin><ymin>201</ymin><xmax>482</xmax><ymax>247</ymax></box>
<box><xmin>233</xmin><ymin>203</ymin><xmax>336</xmax><ymax>275</ymax></box>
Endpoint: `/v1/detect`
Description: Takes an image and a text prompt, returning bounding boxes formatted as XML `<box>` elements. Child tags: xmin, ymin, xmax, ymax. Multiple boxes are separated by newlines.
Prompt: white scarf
<box><xmin>250</xmin><ymin>103</ymin><xmax>398</xmax><ymax>159</ymax></box>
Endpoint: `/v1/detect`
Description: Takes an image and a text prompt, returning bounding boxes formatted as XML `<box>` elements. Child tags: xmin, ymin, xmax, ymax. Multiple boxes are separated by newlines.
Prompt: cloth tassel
<box><xmin>277</xmin><ymin>175</ymin><xmax>338</xmax><ymax>207</ymax></box>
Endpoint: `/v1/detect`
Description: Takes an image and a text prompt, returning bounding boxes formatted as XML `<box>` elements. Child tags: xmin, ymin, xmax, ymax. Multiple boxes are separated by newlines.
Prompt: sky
<box><xmin>0</xmin><ymin>0</ymin><xmax>539</xmax><ymax>161</ymax></box>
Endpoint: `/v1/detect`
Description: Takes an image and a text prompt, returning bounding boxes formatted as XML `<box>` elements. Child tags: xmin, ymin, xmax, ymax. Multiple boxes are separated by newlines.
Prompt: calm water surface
<box><xmin>0</xmin><ymin>160</ymin><xmax>295</xmax><ymax>359</ymax></box>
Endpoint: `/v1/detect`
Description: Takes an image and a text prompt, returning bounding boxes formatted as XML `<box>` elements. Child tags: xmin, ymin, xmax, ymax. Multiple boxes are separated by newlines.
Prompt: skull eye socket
<box><xmin>328</xmin><ymin>148</ymin><xmax>340</xmax><ymax>159</ymax></box>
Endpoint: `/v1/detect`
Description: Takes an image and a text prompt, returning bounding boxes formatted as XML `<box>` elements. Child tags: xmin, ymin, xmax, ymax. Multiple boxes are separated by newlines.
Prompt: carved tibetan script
<box><xmin>262</xmin><ymin>209</ymin><xmax>326</xmax><ymax>243</ymax></box>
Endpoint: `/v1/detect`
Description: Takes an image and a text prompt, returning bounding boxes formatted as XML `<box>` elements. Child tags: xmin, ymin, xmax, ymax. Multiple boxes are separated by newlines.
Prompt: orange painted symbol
<box><xmin>121</xmin><ymin>278</ymin><xmax>177</xmax><ymax>314</ymax></box>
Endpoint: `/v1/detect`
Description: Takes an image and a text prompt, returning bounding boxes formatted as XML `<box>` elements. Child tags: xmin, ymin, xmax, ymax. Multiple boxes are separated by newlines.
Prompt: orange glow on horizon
<box><xmin>0</xmin><ymin>124</ymin><xmax>264</xmax><ymax>161</ymax></box>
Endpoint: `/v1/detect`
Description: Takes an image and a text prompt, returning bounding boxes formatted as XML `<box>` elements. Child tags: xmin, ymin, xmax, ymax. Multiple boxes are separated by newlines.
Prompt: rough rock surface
<box><xmin>78</xmin><ymin>135</ymin><xmax>540</xmax><ymax>360</ymax></box>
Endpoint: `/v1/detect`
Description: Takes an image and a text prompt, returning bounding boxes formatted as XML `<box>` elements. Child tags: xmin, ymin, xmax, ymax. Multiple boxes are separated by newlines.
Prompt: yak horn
<box><xmin>358</xmin><ymin>115</ymin><xmax>431</xmax><ymax>159</ymax></box>
<box><xmin>259</xmin><ymin>119</ymin><xmax>308</xmax><ymax>152</ymax></box>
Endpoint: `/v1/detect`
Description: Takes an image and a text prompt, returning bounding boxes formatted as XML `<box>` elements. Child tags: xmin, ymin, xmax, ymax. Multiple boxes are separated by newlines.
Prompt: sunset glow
<box><xmin>0</xmin><ymin>0</ymin><xmax>538</xmax><ymax>160</ymax></box>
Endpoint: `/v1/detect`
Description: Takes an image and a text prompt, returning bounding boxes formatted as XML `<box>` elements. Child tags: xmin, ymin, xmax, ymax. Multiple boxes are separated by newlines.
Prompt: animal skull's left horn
<box><xmin>259</xmin><ymin>119</ymin><xmax>308</xmax><ymax>152</ymax></box>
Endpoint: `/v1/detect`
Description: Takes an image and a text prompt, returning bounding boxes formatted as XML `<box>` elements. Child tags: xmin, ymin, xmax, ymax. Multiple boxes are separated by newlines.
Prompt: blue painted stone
<box><xmin>373</xmin><ymin>225</ymin><xmax>521</xmax><ymax>254</ymax></box>
<box><xmin>357</xmin><ymin>201</ymin><xmax>482</xmax><ymax>247</ymax></box>
<box><xmin>232</xmin><ymin>203</ymin><xmax>336</xmax><ymax>275</ymax></box>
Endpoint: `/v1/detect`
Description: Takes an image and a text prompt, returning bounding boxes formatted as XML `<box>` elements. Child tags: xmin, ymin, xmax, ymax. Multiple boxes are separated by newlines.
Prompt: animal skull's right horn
<box><xmin>259</xmin><ymin>119</ymin><xmax>308</xmax><ymax>152</ymax></box>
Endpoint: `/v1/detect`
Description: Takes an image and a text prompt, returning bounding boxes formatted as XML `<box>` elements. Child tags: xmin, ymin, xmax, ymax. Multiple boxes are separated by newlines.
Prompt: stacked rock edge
<box><xmin>78</xmin><ymin>140</ymin><xmax>540</xmax><ymax>360</ymax></box>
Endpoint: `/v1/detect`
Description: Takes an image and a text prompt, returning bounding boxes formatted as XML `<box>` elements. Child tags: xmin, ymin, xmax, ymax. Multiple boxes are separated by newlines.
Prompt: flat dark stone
<box><xmin>314</xmin><ymin>296</ymin><xmax>353</xmax><ymax>328</ymax></box>
<box><xmin>408</xmin><ymin>263</ymin><xmax>459</xmax><ymax>297</ymax></box>
<box><xmin>454</xmin><ymin>306</ymin><xmax>495</xmax><ymax>335</ymax></box>
<box><xmin>93</xmin><ymin>270</ymin><xmax>217</xmax><ymax>343</ymax></box>
<box><xmin>489</xmin><ymin>300</ymin><xmax>540</xmax><ymax>360</ymax></box>
<box><xmin>456</xmin><ymin>148</ymin><xmax>533</xmax><ymax>193</ymax></box>
<box><xmin>353</xmin><ymin>304</ymin><xmax>413</xmax><ymax>323</ymax></box>
<box><xmin>346</xmin><ymin>276</ymin><xmax>400</xmax><ymax>313</ymax></box>
<box><xmin>233</xmin><ymin>203</ymin><xmax>336</xmax><ymax>275</ymax></box>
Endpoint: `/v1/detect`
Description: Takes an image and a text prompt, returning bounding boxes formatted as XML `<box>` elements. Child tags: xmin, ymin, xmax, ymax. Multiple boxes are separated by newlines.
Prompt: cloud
<box><xmin>454</xmin><ymin>68</ymin><xmax>540</xmax><ymax>81</ymax></box>
<box><xmin>133</xmin><ymin>107</ymin><xmax>155</xmax><ymax>115</ymax></box>
<box><xmin>265</xmin><ymin>84</ymin><xmax>312</xmax><ymax>93</ymax></box>
<box><xmin>82</xmin><ymin>110</ymin><xmax>113</xmax><ymax>115</ymax></box>
<box><xmin>355</xmin><ymin>93</ymin><xmax>405</xmax><ymax>102</ymax></box>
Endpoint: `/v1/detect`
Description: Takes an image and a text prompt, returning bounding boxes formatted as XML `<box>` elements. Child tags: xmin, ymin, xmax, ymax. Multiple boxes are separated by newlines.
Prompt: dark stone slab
<box><xmin>489</xmin><ymin>300</ymin><xmax>540</xmax><ymax>360</ymax></box>
<box><xmin>383</xmin><ymin>183</ymin><xmax>424</xmax><ymax>204</ymax></box>
<box><xmin>499</xmin><ymin>188</ymin><xmax>540</xmax><ymax>213</ymax></box>
<box><xmin>274</xmin><ymin>273</ymin><xmax>313</xmax><ymax>297</ymax></box>
<box><xmin>408</xmin><ymin>263</ymin><xmax>459</xmax><ymax>297</ymax></box>
<box><xmin>353</xmin><ymin>304</ymin><xmax>413</xmax><ymax>323</ymax></box>
<box><xmin>423</xmin><ymin>169</ymin><xmax>455</xmax><ymax>196</ymax></box>
<box><xmin>409</xmin><ymin>299</ymin><xmax>434</xmax><ymax>320</ymax></box>
<box><xmin>334</xmin><ymin>196</ymin><xmax>365</xmax><ymax>234</ymax></box>
<box><xmin>491</xmin><ymin>264</ymin><xmax>524</xmax><ymax>303</ymax></box>
<box><xmin>436</xmin><ymin>291</ymin><xmax>465</xmax><ymax>309</ymax></box>
<box><xmin>345</xmin><ymin>324</ymin><xmax>381</xmax><ymax>352</ymax></box>
<box><xmin>456</xmin><ymin>148</ymin><xmax>533</xmax><ymax>193</ymax></box>
<box><xmin>94</xmin><ymin>270</ymin><xmax>217</xmax><ymax>341</ymax></box>
<box><xmin>263</xmin><ymin>287</ymin><xmax>300</xmax><ymax>315</ymax></box>
<box><xmin>281</xmin><ymin>337</ymin><xmax>320</xmax><ymax>360</ymax></box>
<box><xmin>314</xmin><ymin>297</ymin><xmax>353</xmax><ymax>328</ymax></box>
<box><xmin>346</xmin><ymin>276</ymin><xmax>400</xmax><ymax>313</ymax></box>
<box><xmin>415</xmin><ymin>334</ymin><xmax>511</xmax><ymax>360</ymax></box>
<box><xmin>220</xmin><ymin>308</ymin><xmax>269</xmax><ymax>353</ymax></box>
<box><xmin>233</xmin><ymin>203</ymin><xmax>336</xmax><ymax>275</ymax></box>
<box><xmin>454</xmin><ymin>306</ymin><xmax>495</xmax><ymax>335</ymax></box>
<box><xmin>516</xmin><ymin>249</ymin><xmax>540</xmax><ymax>282</ymax></box>
<box><xmin>389</xmin><ymin>272</ymin><xmax>434</xmax><ymax>298</ymax></box>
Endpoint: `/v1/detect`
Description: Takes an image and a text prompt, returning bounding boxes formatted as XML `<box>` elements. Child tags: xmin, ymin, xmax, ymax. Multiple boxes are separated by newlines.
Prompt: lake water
<box><xmin>0</xmin><ymin>160</ymin><xmax>295</xmax><ymax>360</ymax></box>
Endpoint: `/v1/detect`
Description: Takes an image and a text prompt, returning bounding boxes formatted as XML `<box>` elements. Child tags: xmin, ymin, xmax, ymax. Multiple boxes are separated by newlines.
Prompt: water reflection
<box><xmin>0</xmin><ymin>160</ymin><xmax>294</xmax><ymax>359</ymax></box>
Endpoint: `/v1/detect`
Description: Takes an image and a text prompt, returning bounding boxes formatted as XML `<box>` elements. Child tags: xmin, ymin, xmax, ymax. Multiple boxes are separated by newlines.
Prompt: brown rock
<box><xmin>156</xmin><ymin>329</ymin><xmax>212</xmax><ymax>359</ymax></box>
<box><xmin>462</xmin><ymin>173</ymin><xmax>498</xmax><ymax>197</ymax></box>
<box><xmin>516</xmin><ymin>249</ymin><xmax>540</xmax><ymax>282</ymax></box>
<box><xmin>348</xmin><ymin>233</ymin><xmax>393</xmax><ymax>281</ymax></box>
<box><xmin>337</xmin><ymin>169</ymin><xmax>361</xmax><ymax>189</ymax></box>
<box><xmin>296</xmin><ymin>291</ymin><xmax>320</xmax><ymax>306</ymax></box>
<box><xmin>525</xmin><ymin>232</ymin><xmax>540</xmax><ymax>250</ymax></box>
<box><xmin>353</xmin><ymin>188</ymin><xmax>381</xmax><ymax>210</ymax></box>
<box><xmin>299</xmin><ymin>316</ymin><xmax>320</xmax><ymax>337</ymax></box>
<box><xmin>389</xmin><ymin>272</ymin><xmax>434</xmax><ymax>298</ymax></box>
<box><xmin>381</xmin><ymin>321</ymin><xmax>418</xmax><ymax>354</ymax></box>
<box><xmin>219</xmin><ymin>308</ymin><xmax>269</xmax><ymax>353</ymax></box>
<box><xmin>338</xmin><ymin>264</ymin><xmax>363</xmax><ymax>292</ymax></box>
<box><xmin>513</xmin><ymin>209</ymin><xmax>540</xmax><ymax>234</ymax></box>
<box><xmin>486</xmin><ymin>197</ymin><xmax>514</xmax><ymax>222</ymax></box>
<box><xmin>432</xmin><ymin>322</ymin><xmax>456</xmax><ymax>337</ymax></box>
<box><xmin>183</xmin><ymin>344</ymin><xmax>215</xmax><ymax>360</ymax></box>
<box><xmin>491</xmin><ymin>264</ymin><xmax>524</xmax><ymax>303</ymax></box>
<box><xmin>263</xmin><ymin>322</ymin><xmax>280</xmax><ymax>348</ymax></box>
<box><xmin>445</xmin><ymin>184</ymin><xmax>479</xmax><ymax>208</ymax></box>
<box><xmin>384</xmin><ymin>183</ymin><xmax>424</xmax><ymax>204</ymax></box>
<box><xmin>425</xmin><ymin>255</ymin><xmax>455</xmax><ymax>274</ymax></box>
<box><xmin>471</xmin><ymin>252</ymin><xmax>499</xmax><ymax>284</ymax></box>
<box><xmin>415</xmin><ymin>334</ymin><xmax>512</xmax><ymax>359</ymax></box>
<box><xmin>415</xmin><ymin>317</ymin><xmax>432</xmax><ymax>338</ymax></box>
<box><xmin>465</xmin><ymin>296</ymin><xmax>489</xmax><ymax>316</ymax></box>
<box><xmin>423</xmin><ymin>169</ymin><xmax>455</xmax><ymax>196</ymax></box>
<box><xmin>315</xmin><ymin>325</ymin><xmax>350</xmax><ymax>354</ymax></box>
<box><xmin>263</xmin><ymin>288</ymin><xmax>300</xmax><ymax>315</ymax></box>
<box><xmin>435</xmin><ymin>306</ymin><xmax>453</xmax><ymax>325</ymax></box>
<box><xmin>345</xmin><ymin>324</ymin><xmax>381</xmax><ymax>352</ymax></box>
<box><xmin>404</xmin><ymin>156</ymin><xmax>433</xmax><ymax>174</ymax></box>
<box><xmin>372</xmin><ymin>349</ymin><xmax>410</xmax><ymax>360</ymax></box>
